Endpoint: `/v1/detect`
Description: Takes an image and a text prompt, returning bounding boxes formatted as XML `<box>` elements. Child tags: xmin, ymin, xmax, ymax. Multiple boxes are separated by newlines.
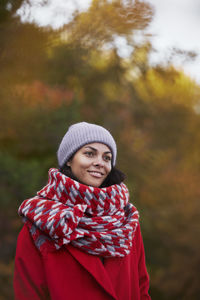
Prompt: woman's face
<box><xmin>67</xmin><ymin>142</ymin><xmax>112</xmax><ymax>187</ymax></box>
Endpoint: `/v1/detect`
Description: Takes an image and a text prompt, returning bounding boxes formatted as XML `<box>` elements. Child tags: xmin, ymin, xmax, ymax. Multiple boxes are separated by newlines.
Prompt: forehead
<box><xmin>82</xmin><ymin>142</ymin><xmax>111</xmax><ymax>153</ymax></box>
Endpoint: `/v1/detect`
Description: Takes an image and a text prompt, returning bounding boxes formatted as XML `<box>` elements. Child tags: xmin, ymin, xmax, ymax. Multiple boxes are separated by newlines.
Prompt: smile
<box><xmin>88</xmin><ymin>171</ymin><xmax>104</xmax><ymax>178</ymax></box>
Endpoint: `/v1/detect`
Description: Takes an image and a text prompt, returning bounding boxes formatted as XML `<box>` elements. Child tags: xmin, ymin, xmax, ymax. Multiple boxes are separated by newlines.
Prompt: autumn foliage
<box><xmin>0</xmin><ymin>1</ymin><xmax>200</xmax><ymax>299</ymax></box>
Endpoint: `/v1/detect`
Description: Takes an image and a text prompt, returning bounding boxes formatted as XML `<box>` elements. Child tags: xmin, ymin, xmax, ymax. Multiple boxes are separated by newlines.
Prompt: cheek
<box><xmin>78</xmin><ymin>158</ymin><xmax>91</xmax><ymax>169</ymax></box>
<box><xmin>72</xmin><ymin>157</ymin><xmax>90</xmax><ymax>172</ymax></box>
<box><xmin>106</xmin><ymin>164</ymin><xmax>112</xmax><ymax>174</ymax></box>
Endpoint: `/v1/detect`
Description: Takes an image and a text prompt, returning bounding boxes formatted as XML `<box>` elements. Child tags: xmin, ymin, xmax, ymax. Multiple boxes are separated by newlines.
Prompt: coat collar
<box><xmin>67</xmin><ymin>245</ymin><xmax>124</xmax><ymax>300</ymax></box>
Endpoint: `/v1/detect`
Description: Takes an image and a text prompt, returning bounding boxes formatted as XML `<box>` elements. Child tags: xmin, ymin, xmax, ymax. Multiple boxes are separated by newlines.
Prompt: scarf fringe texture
<box><xmin>18</xmin><ymin>168</ymin><xmax>139</xmax><ymax>257</ymax></box>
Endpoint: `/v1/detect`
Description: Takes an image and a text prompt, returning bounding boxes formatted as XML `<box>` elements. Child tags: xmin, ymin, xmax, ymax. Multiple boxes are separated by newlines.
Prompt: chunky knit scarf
<box><xmin>18</xmin><ymin>168</ymin><xmax>139</xmax><ymax>257</ymax></box>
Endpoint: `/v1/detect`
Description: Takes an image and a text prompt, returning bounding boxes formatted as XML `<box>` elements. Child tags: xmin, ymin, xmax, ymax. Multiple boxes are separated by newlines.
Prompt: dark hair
<box><xmin>59</xmin><ymin>165</ymin><xmax>126</xmax><ymax>187</ymax></box>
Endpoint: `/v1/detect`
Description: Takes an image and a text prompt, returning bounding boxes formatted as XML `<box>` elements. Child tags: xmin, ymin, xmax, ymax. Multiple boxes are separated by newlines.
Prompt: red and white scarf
<box><xmin>18</xmin><ymin>168</ymin><xmax>139</xmax><ymax>257</ymax></box>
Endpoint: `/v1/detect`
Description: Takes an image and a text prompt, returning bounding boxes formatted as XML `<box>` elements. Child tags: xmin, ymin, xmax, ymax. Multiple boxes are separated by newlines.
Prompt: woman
<box><xmin>14</xmin><ymin>122</ymin><xmax>151</xmax><ymax>300</ymax></box>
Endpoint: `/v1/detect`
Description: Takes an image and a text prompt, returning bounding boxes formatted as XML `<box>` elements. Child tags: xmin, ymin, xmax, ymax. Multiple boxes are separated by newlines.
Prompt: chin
<box><xmin>86</xmin><ymin>179</ymin><xmax>103</xmax><ymax>188</ymax></box>
<box><xmin>88</xmin><ymin>182</ymin><xmax>102</xmax><ymax>188</ymax></box>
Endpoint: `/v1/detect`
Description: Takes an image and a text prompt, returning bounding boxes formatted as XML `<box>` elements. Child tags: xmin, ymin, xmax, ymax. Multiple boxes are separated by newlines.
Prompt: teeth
<box><xmin>89</xmin><ymin>172</ymin><xmax>103</xmax><ymax>178</ymax></box>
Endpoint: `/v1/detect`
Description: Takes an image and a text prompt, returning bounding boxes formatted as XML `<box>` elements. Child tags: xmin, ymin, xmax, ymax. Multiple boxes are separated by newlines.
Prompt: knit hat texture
<box><xmin>57</xmin><ymin>122</ymin><xmax>117</xmax><ymax>167</ymax></box>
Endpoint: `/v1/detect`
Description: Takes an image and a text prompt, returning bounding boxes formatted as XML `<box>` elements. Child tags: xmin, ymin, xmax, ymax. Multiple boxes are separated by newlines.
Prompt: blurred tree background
<box><xmin>0</xmin><ymin>0</ymin><xmax>200</xmax><ymax>299</ymax></box>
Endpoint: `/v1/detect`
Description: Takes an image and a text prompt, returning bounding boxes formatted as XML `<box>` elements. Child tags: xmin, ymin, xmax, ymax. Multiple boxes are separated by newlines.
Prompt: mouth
<box><xmin>87</xmin><ymin>171</ymin><xmax>105</xmax><ymax>178</ymax></box>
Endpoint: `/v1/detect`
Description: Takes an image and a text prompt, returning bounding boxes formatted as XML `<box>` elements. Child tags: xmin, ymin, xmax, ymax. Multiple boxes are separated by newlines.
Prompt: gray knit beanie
<box><xmin>57</xmin><ymin>122</ymin><xmax>117</xmax><ymax>167</ymax></box>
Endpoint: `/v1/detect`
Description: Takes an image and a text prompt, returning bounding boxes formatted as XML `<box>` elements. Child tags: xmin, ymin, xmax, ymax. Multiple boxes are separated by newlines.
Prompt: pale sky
<box><xmin>148</xmin><ymin>0</ymin><xmax>200</xmax><ymax>83</ymax></box>
<box><xmin>17</xmin><ymin>0</ymin><xmax>200</xmax><ymax>84</ymax></box>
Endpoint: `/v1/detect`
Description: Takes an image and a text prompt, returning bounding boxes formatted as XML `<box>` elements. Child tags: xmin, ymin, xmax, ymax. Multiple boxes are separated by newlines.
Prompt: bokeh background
<box><xmin>1</xmin><ymin>1</ymin><xmax>200</xmax><ymax>299</ymax></box>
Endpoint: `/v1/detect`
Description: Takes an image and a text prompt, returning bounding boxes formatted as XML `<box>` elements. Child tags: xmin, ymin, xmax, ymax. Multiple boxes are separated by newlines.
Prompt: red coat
<box><xmin>14</xmin><ymin>224</ymin><xmax>151</xmax><ymax>300</ymax></box>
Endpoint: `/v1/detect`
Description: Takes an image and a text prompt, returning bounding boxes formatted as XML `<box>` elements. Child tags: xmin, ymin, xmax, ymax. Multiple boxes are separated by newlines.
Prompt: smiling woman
<box><xmin>14</xmin><ymin>122</ymin><xmax>151</xmax><ymax>300</ymax></box>
<box><xmin>67</xmin><ymin>143</ymin><xmax>112</xmax><ymax>187</ymax></box>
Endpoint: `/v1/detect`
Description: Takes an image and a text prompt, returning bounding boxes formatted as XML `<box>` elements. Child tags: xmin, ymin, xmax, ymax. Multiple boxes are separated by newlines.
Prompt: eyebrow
<box><xmin>84</xmin><ymin>146</ymin><xmax>112</xmax><ymax>154</ymax></box>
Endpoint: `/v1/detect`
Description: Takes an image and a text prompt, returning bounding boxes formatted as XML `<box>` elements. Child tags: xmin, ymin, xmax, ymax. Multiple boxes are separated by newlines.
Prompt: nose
<box><xmin>93</xmin><ymin>156</ymin><xmax>104</xmax><ymax>167</ymax></box>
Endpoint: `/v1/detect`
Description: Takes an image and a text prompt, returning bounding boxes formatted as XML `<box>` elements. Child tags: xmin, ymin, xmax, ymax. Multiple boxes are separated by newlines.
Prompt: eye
<box><xmin>84</xmin><ymin>151</ymin><xmax>94</xmax><ymax>157</ymax></box>
<box><xmin>104</xmin><ymin>155</ymin><xmax>112</xmax><ymax>162</ymax></box>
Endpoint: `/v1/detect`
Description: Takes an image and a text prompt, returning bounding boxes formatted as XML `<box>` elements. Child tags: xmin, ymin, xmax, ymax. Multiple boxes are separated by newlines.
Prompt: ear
<box><xmin>67</xmin><ymin>160</ymin><xmax>71</xmax><ymax>167</ymax></box>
